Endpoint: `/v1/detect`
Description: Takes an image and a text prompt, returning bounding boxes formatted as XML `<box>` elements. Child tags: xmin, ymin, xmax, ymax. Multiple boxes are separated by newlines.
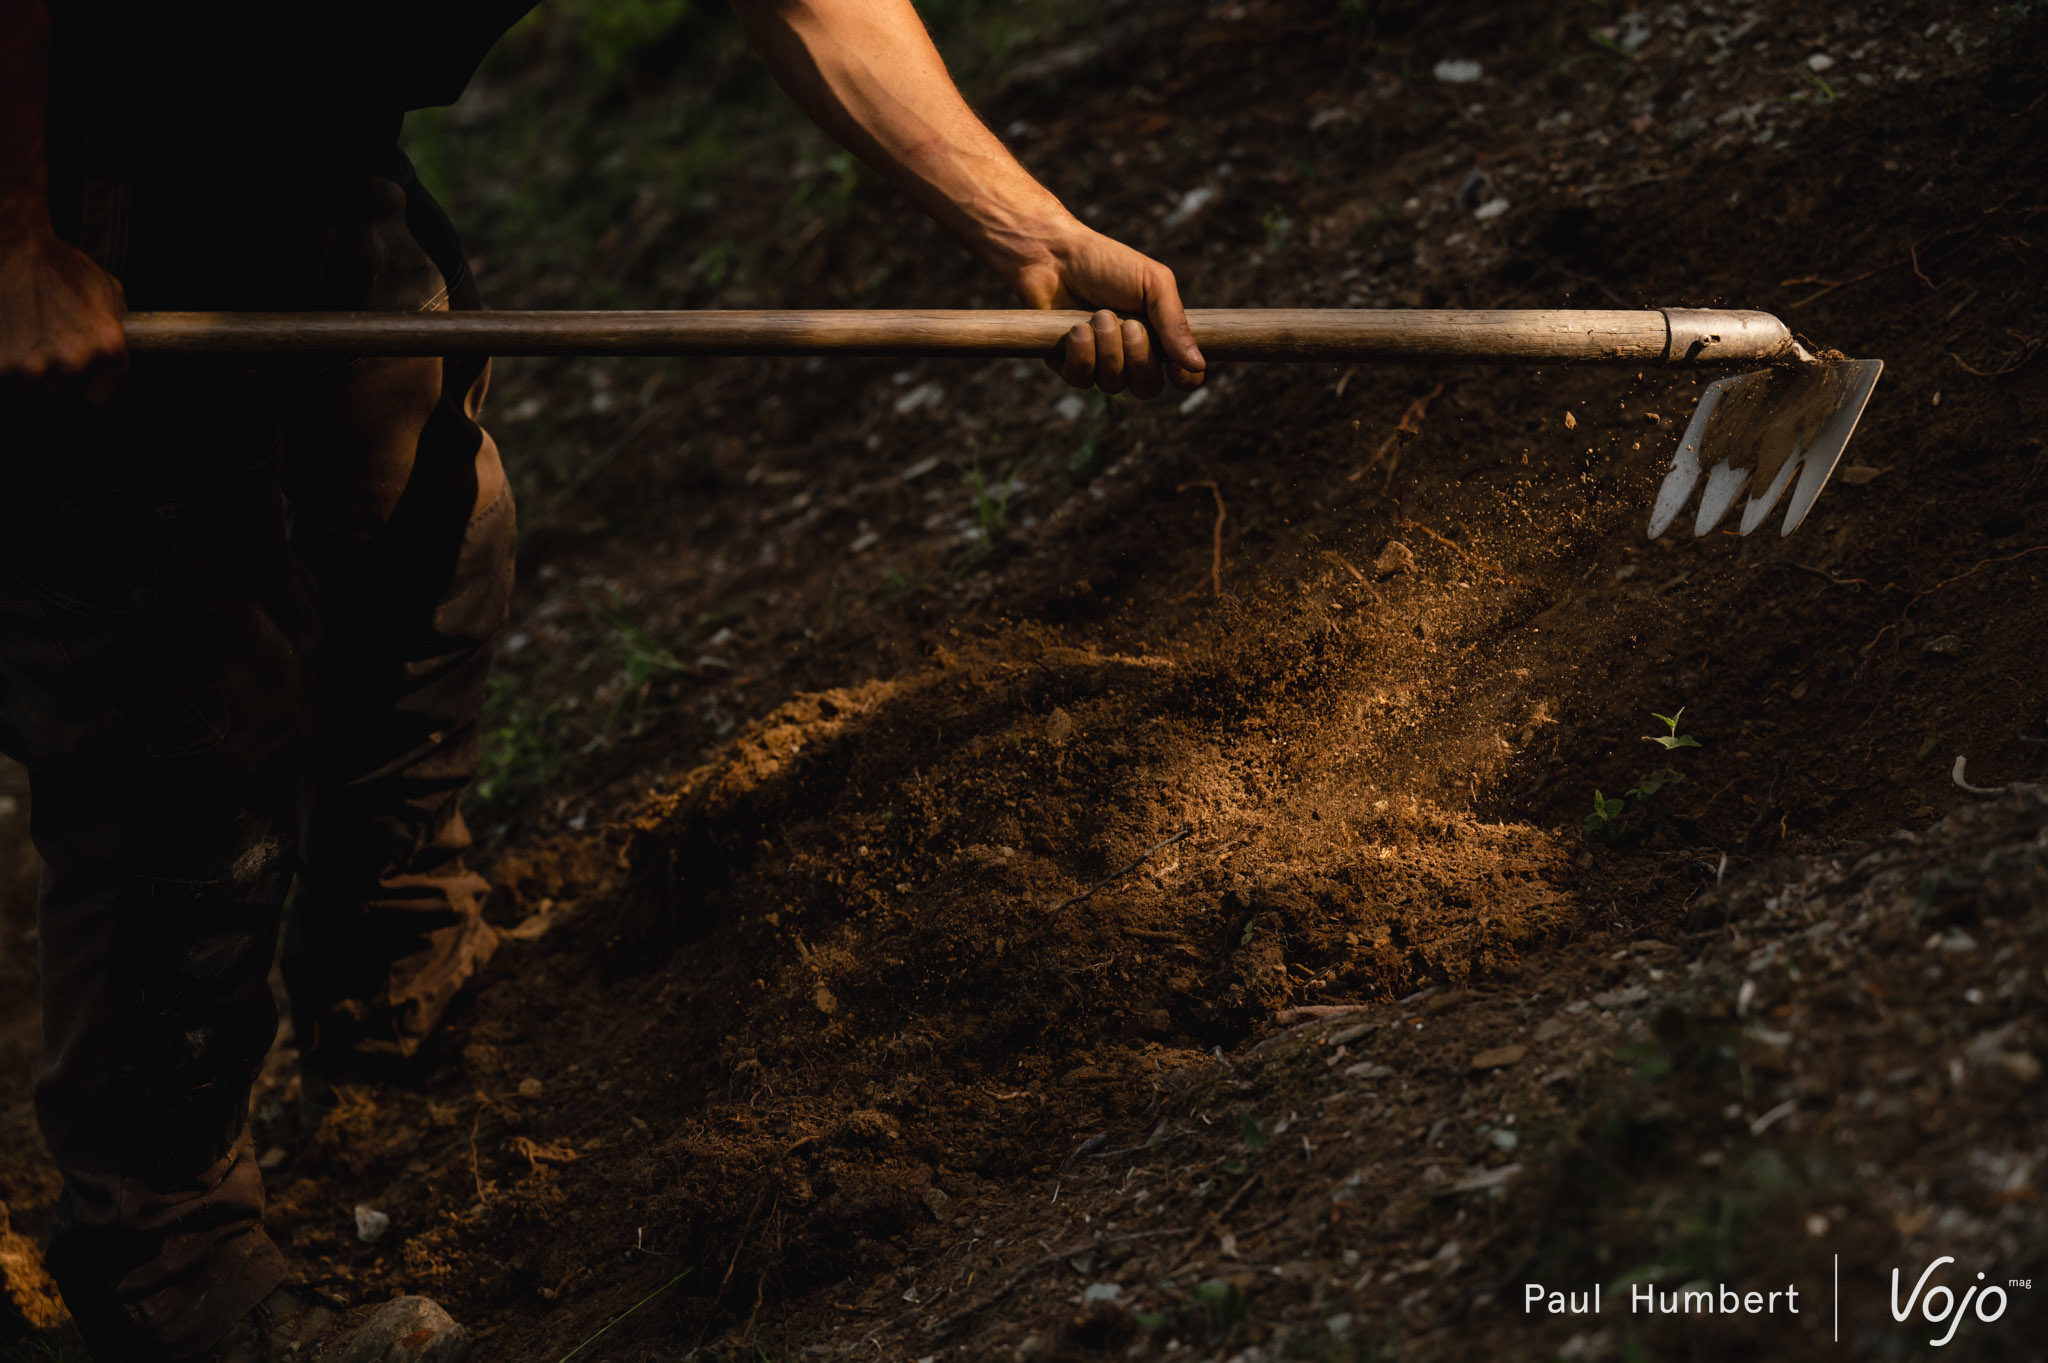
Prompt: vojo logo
<box><xmin>1891</xmin><ymin>1257</ymin><xmax>2016</xmax><ymax>1347</ymax></box>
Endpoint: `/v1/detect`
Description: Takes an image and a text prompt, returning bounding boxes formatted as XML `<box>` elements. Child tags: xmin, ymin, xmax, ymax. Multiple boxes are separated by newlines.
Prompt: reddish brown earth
<box><xmin>4</xmin><ymin>1</ymin><xmax>2048</xmax><ymax>1360</ymax></box>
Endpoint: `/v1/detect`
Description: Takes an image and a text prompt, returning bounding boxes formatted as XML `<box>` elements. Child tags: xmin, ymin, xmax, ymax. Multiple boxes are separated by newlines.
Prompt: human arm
<box><xmin>0</xmin><ymin>0</ymin><xmax>127</xmax><ymax>402</ymax></box>
<box><xmin>729</xmin><ymin>0</ymin><xmax>1202</xmax><ymax>398</ymax></box>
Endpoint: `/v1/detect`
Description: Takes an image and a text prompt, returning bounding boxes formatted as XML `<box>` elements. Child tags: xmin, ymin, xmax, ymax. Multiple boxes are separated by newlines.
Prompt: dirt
<box><xmin>4</xmin><ymin>1</ymin><xmax>2048</xmax><ymax>1360</ymax></box>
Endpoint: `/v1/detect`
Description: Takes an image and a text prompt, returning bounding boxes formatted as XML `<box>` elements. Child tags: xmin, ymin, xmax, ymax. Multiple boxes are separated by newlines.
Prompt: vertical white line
<box><xmin>1834</xmin><ymin>1253</ymin><xmax>1839</xmax><ymax>1343</ymax></box>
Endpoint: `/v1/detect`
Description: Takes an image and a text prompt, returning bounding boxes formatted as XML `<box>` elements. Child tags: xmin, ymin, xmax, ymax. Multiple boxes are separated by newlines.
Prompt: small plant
<box><xmin>956</xmin><ymin>461</ymin><xmax>1016</xmax><ymax>566</ymax></box>
<box><xmin>1585</xmin><ymin>709</ymin><xmax>1701</xmax><ymax>841</ymax></box>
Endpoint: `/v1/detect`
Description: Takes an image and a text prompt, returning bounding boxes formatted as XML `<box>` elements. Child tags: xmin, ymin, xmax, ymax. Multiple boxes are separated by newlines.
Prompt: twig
<box><xmin>928</xmin><ymin>1228</ymin><xmax>1191</xmax><ymax>1336</ymax></box>
<box><xmin>1399</xmin><ymin>517</ymin><xmax>1509</xmax><ymax>578</ymax></box>
<box><xmin>1757</xmin><ymin>559</ymin><xmax>1868</xmax><ymax>589</ymax></box>
<box><xmin>1950</xmin><ymin>331</ymin><xmax>2043</xmax><ymax>377</ymax></box>
<box><xmin>1177</xmin><ymin>481</ymin><xmax>1227</xmax><ymax>598</ymax></box>
<box><xmin>1951</xmin><ymin>756</ymin><xmax>2005</xmax><ymax>797</ymax></box>
<box><xmin>1909</xmin><ymin>236</ymin><xmax>1935</xmax><ymax>289</ymax></box>
<box><xmin>1859</xmin><ymin>544</ymin><xmax>2048</xmax><ymax>671</ymax></box>
<box><xmin>1166</xmin><ymin>1172</ymin><xmax>1266</xmax><ymax>1275</ymax></box>
<box><xmin>557</xmin><ymin>1267</ymin><xmax>693</xmax><ymax>1363</ymax></box>
<box><xmin>1350</xmin><ymin>383</ymin><xmax>1443</xmax><ymax>485</ymax></box>
<box><xmin>1049</xmin><ymin>828</ymin><xmax>1193</xmax><ymax>911</ymax></box>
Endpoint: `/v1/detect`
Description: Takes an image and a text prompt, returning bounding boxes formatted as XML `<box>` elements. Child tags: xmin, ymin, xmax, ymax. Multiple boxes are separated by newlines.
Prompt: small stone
<box><xmin>813</xmin><ymin>983</ymin><xmax>840</xmax><ymax>1016</ymax></box>
<box><xmin>1081</xmin><ymin>1282</ymin><xmax>1123</xmax><ymax>1303</ymax></box>
<box><xmin>922</xmin><ymin>1184</ymin><xmax>955</xmax><ymax>1224</ymax></box>
<box><xmin>1534</xmin><ymin>1018</ymin><xmax>1571</xmax><ymax>1042</ymax></box>
<box><xmin>1807</xmin><ymin>52</ymin><xmax>1836</xmax><ymax>71</ymax></box>
<box><xmin>1564</xmin><ymin>410</ymin><xmax>1577</xmax><ymax>430</ymax></box>
<box><xmin>353</xmin><ymin>1205</ymin><xmax>392</xmax><ymax>1244</ymax></box>
<box><xmin>1432</xmin><ymin>58</ymin><xmax>1483</xmax><ymax>83</ymax></box>
<box><xmin>1328</xmin><ymin>1022</ymin><xmax>1374</xmax><ymax>1048</ymax></box>
<box><xmin>1044</xmin><ymin>708</ymin><xmax>1075</xmax><ymax>745</ymax></box>
<box><xmin>258</xmin><ymin>1145</ymin><xmax>289</xmax><ymax>1171</ymax></box>
<box><xmin>1373</xmin><ymin>540</ymin><xmax>1416</xmax><ymax>577</ymax></box>
<box><xmin>1470</xmin><ymin>1044</ymin><xmax>1527</xmax><ymax>1071</ymax></box>
<box><xmin>1921</xmin><ymin>634</ymin><xmax>1963</xmax><ymax>657</ymax></box>
<box><xmin>517</xmin><ymin>1077</ymin><xmax>544</xmax><ymax>1098</ymax></box>
<box><xmin>333</xmin><ymin>1296</ymin><xmax>469</xmax><ymax>1363</ymax></box>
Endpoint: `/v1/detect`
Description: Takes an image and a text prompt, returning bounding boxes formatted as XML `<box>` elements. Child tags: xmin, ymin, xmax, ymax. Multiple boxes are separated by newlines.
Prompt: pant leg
<box><xmin>282</xmin><ymin>155</ymin><xmax>512</xmax><ymax>1062</ymax></box>
<box><xmin>0</xmin><ymin>399</ymin><xmax>301</xmax><ymax>1359</ymax></box>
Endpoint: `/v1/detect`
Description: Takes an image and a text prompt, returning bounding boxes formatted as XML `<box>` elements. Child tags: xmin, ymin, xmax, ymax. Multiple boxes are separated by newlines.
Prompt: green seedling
<box><xmin>1585</xmin><ymin>709</ymin><xmax>1701</xmax><ymax>840</ymax></box>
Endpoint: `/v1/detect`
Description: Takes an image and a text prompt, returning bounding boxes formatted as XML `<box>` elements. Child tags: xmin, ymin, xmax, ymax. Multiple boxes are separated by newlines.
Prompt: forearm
<box><xmin>0</xmin><ymin>0</ymin><xmax>53</xmax><ymax>235</ymax></box>
<box><xmin>729</xmin><ymin>0</ymin><xmax>1077</xmax><ymax>284</ymax></box>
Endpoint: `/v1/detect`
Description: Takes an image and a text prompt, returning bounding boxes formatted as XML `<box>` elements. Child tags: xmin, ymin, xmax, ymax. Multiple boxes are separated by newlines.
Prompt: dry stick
<box><xmin>928</xmin><ymin>1227</ymin><xmax>1192</xmax><ymax>1337</ymax></box>
<box><xmin>1049</xmin><ymin>828</ymin><xmax>1193</xmax><ymax>911</ymax></box>
<box><xmin>556</xmin><ymin>1266</ymin><xmax>694</xmax><ymax>1363</ymax></box>
<box><xmin>1859</xmin><ymin>544</ymin><xmax>2048</xmax><ymax>672</ymax></box>
<box><xmin>1177</xmin><ymin>480</ymin><xmax>1227</xmax><ymax>598</ymax></box>
<box><xmin>1166</xmin><ymin>1172</ymin><xmax>1266</xmax><ymax>1276</ymax></box>
<box><xmin>1349</xmin><ymin>382</ymin><xmax>1444</xmax><ymax>485</ymax></box>
<box><xmin>1399</xmin><ymin>517</ymin><xmax>1509</xmax><ymax>579</ymax></box>
<box><xmin>1758</xmin><ymin>559</ymin><xmax>1871</xmax><ymax>590</ymax></box>
<box><xmin>1951</xmin><ymin>330</ymin><xmax>2043</xmax><ymax>377</ymax></box>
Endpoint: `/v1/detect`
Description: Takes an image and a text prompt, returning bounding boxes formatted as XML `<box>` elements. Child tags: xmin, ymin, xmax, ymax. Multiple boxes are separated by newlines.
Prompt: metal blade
<box><xmin>1648</xmin><ymin>359</ymin><xmax>1882</xmax><ymax>540</ymax></box>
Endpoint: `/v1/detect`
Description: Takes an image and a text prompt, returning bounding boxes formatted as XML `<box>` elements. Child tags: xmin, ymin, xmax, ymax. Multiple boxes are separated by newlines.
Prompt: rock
<box><xmin>516</xmin><ymin>1076</ymin><xmax>544</xmax><ymax>1098</ymax></box>
<box><xmin>329</xmin><ymin>1296</ymin><xmax>470</xmax><ymax>1363</ymax></box>
<box><xmin>258</xmin><ymin>1145</ymin><xmax>290</xmax><ymax>1171</ymax></box>
<box><xmin>1592</xmin><ymin>985</ymin><xmax>1649</xmax><ymax>1009</ymax></box>
<box><xmin>1470</xmin><ymin>1044</ymin><xmax>1527</xmax><ymax>1071</ymax></box>
<box><xmin>921</xmin><ymin>1184</ymin><xmax>955</xmax><ymax>1224</ymax></box>
<box><xmin>1081</xmin><ymin>1282</ymin><xmax>1123</xmax><ymax>1303</ymax></box>
<box><xmin>1534</xmin><ymin>1017</ymin><xmax>1571</xmax><ymax>1042</ymax></box>
<box><xmin>1441</xmin><ymin>1163</ymin><xmax>1521</xmax><ymax>1196</ymax></box>
<box><xmin>1921</xmin><ymin>634</ymin><xmax>1963</xmax><ymax>657</ymax></box>
<box><xmin>1432</xmin><ymin>59</ymin><xmax>1483</xmax><ymax>83</ymax></box>
<box><xmin>353</xmin><ymin>1205</ymin><xmax>392</xmax><ymax>1245</ymax></box>
<box><xmin>892</xmin><ymin>381</ymin><xmax>944</xmax><ymax>415</ymax></box>
<box><xmin>1044</xmin><ymin>708</ymin><xmax>1075</xmax><ymax>745</ymax></box>
<box><xmin>1473</xmin><ymin>197</ymin><xmax>1510</xmax><ymax>221</ymax></box>
<box><xmin>1373</xmin><ymin>540</ymin><xmax>1416</xmax><ymax>577</ymax></box>
<box><xmin>0</xmin><ymin>1203</ymin><xmax>65</xmax><ymax>1332</ymax></box>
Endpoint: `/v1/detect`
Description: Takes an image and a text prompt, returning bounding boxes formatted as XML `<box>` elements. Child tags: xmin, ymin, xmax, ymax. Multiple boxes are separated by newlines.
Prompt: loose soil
<box><xmin>4</xmin><ymin>2</ymin><xmax>2048</xmax><ymax>1360</ymax></box>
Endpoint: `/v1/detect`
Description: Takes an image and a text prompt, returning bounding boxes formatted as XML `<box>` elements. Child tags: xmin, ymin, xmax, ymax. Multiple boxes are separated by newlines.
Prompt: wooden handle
<box><xmin>121</xmin><ymin>307</ymin><xmax>1791</xmax><ymax>366</ymax></box>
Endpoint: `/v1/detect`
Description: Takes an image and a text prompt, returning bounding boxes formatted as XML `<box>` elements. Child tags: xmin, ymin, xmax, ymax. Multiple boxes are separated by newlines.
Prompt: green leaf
<box><xmin>1222</xmin><ymin>1158</ymin><xmax>1247</xmax><ymax>1176</ymax></box>
<box><xmin>1240</xmin><ymin>1116</ymin><xmax>1268</xmax><ymax>1151</ymax></box>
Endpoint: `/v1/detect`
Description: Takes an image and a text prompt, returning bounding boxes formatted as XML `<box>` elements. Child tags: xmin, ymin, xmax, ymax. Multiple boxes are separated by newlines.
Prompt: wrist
<box><xmin>972</xmin><ymin>205</ymin><xmax>1090</xmax><ymax>291</ymax></box>
<box><xmin>0</xmin><ymin>182</ymin><xmax>54</xmax><ymax>245</ymax></box>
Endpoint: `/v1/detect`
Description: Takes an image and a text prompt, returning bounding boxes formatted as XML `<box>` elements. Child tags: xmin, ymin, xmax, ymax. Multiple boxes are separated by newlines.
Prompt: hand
<box><xmin>1009</xmin><ymin>221</ymin><xmax>1204</xmax><ymax>400</ymax></box>
<box><xmin>0</xmin><ymin>210</ymin><xmax>128</xmax><ymax>403</ymax></box>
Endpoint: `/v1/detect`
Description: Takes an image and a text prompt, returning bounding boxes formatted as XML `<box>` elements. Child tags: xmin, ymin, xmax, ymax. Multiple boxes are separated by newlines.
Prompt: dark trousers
<box><xmin>0</xmin><ymin>150</ymin><xmax>510</xmax><ymax>1358</ymax></box>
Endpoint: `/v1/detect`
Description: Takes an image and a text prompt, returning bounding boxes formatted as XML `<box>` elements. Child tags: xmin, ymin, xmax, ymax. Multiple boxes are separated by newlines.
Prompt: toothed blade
<box><xmin>1648</xmin><ymin>359</ymin><xmax>1883</xmax><ymax>541</ymax></box>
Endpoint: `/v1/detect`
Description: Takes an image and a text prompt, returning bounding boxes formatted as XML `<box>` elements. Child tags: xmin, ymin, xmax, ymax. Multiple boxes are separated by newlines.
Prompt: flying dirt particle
<box><xmin>1373</xmin><ymin>540</ymin><xmax>1416</xmax><ymax>577</ymax></box>
<box><xmin>1564</xmin><ymin>411</ymin><xmax>1577</xmax><ymax>430</ymax></box>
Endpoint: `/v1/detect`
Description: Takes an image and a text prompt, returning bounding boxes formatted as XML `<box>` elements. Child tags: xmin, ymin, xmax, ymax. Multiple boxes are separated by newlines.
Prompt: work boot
<box><xmin>210</xmin><ymin>1288</ymin><xmax>471</xmax><ymax>1363</ymax></box>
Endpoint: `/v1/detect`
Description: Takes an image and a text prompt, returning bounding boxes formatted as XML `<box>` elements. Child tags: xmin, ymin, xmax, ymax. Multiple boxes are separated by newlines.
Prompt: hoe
<box><xmin>125</xmin><ymin>307</ymin><xmax>1881</xmax><ymax>539</ymax></box>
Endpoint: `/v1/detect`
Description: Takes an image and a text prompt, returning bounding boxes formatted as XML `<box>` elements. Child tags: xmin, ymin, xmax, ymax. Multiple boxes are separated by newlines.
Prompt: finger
<box><xmin>1091</xmin><ymin>310</ymin><xmax>1127</xmax><ymax>394</ymax></box>
<box><xmin>85</xmin><ymin>313</ymin><xmax>130</xmax><ymax>407</ymax></box>
<box><xmin>1142</xmin><ymin>266</ymin><xmax>1204</xmax><ymax>377</ymax></box>
<box><xmin>1060</xmin><ymin>320</ymin><xmax>1096</xmax><ymax>388</ymax></box>
<box><xmin>1123</xmin><ymin>319</ymin><xmax>1163</xmax><ymax>401</ymax></box>
<box><xmin>1168</xmin><ymin>363</ymin><xmax>1205</xmax><ymax>393</ymax></box>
